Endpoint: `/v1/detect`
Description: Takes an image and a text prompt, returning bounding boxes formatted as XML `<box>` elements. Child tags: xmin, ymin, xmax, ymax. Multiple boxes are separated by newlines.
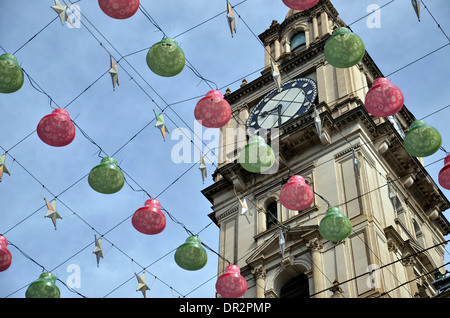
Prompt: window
<box><xmin>280</xmin><ymin>274</ymin><xmax>309</xmax><ymax>298</ymax></box>
<box><xmin>266</xmin><ymin>201</ymin><xmax>278</xmax><ymax>230</ymax></box>
<box><xmin>290</xmin><ymin>32</ymin><xmax>306</xmax><ymax>52</ymax></box>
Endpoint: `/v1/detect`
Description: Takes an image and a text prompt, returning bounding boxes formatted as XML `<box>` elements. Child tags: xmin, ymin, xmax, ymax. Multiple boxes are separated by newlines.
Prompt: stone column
<box><xmin>312</xmin><ymin>15</ymin><xmax>319</xmax><ymax>40</ymax></box>
<box><xmin>307</xmin><ymin>239</ymin><xmax>325</xmax><ymax>298</ymax></box>
<box><xmin>402</xmin><ymin>256</ymin><xmax>420</xmax><ymax>297</ymax></box>
<box><xmin>252</xmin><ymin>265</ymin><xmax>266</xmax><ymax>298</ymax></box>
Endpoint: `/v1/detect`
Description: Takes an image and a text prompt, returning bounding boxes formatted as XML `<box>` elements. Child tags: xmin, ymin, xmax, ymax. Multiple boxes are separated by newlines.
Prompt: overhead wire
<box><xmin>0</xmin><ymin>0</ymin><xmax>450</xmax><ymax>298</ymax></box>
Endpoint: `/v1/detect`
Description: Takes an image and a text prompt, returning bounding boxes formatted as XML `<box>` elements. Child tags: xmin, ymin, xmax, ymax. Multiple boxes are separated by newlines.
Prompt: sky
<box><xmin>0</xmin><ymin>0</ymin><xmax>449</xmax><ymax>299</ymax></box>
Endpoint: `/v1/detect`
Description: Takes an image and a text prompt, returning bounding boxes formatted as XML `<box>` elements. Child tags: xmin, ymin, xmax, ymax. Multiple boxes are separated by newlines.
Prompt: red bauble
<box><xmin>279</xmin><ymin>175</ymin><xmax>314</xmax><ymax>211</ymax></box>
<box><xmin>37</xmin><ymin>108</ymin><xmax>75</xmax><ymax>147</ymax></box>
<box><xmin>439</xmin><ymin>155</ymin><xmax>450</xmax><ymax>190</ymax></box>
<box><xmin>194</xmin><ymin>90</ymin><xmax>232</xmax><ymax>128</ymax></box>
<box><xmin>0</xmin><ymin>235</ymin><xmax>12</xmax><ymax>272</ymax></box>
<box><xmin>132</xmin><ymin>199</ymin><xmax>166</xmax><ymax>235</ymax></box>
<box><xmin>365</xmin><ymin>78</ymin><xmax>404</xmax><ymax>117</ymax></box>
<box><xmin>282</xmin><ymin>0</ymin><xmax>319</xmax><ymax>10</ymax></box>
<box><xmin>215</xmin><ymin>265</ymin><xmax>247</xmax><ymax>298</ymax></box>
<box><xmin>98</xmin><ymin>0</ymin><xmax>140</xmax><ymax>19</ymax></box>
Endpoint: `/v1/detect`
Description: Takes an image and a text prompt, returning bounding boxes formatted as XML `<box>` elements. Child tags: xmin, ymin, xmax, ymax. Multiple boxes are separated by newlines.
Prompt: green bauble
<box><xmin>239</xmin><ymin>135</ymin><xmax>276</xmax><ymax>173</ymax></box>
<box><xmin>25</xmin><ymin>272</ymin><xmax>61</xmax><ymax>298</ymax></box>
<box><xmin>146</xmin><ymin>37</ymin><xmax>185</xmax><ymax>77</ymax></box>
<box><xmin>0</xmin><ymin>53</ymin><xmax>24</xmax><ymax>94</ymax></box>
<box><xmin>404</xmin><ymin>120</ymin><xmax>442</xmax><ymax>157</ymax></box>
<box><xmin>88</xmin><ymin>157</ymin><xmax>125</xmax><ymax>194</ymax></box>
<box><xmin>319</xmin><ymin>207</ymin><xmax>352</xmax><ymax>242</ymax></box>
<box><xmin>324</xmin><ymin>27</ymin><xmax>365</xmax><ymax>68</ymax></box>
<box><xmin>174</xmin><ymin>236</ymin><xmax>208</xmax><ymax>271</ymax></box>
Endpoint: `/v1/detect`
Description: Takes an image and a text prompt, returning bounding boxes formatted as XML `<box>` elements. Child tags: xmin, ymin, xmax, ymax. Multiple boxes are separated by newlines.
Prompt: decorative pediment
<box><xmin>246</xmin><ymin>225</ymin><xmax>318</xmax><ymax>266</ymax></box>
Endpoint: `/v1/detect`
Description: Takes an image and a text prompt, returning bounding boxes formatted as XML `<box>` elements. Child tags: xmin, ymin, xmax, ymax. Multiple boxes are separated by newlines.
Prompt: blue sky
<box><xmin>0</xmin><ymin>0</ymin><xmax>449</xmax><ymax>298</ymax></box>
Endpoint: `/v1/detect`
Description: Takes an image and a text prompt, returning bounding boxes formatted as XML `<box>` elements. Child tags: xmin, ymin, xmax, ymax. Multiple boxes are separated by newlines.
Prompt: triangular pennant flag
<box><xmin>199</xmin><ymin>151</ymin><xmax>207</xmax><ymax>184</ymax></box>
<box><xmin>109</xmin><ymin>56</ymin><xmax>119</xmax><ymax>91</ymax></box>
<box><xmin>352</xmin><ymin>148</ymin><xmax>360</xmax><ymax>179</ymax></box>
<box><xmin>0</xmin><ymin>155</ymin><xmax>10</xmax><ymax>182</ymax></box>
<box><xmin>135</xmin><ymin>272</ymin><xmax>151</xmax><ymax>298</ymax></box>
<box><xmin>313</xmin><ymin>105</ymin><xmax>322</xmax><ymax>137</ymax></box>
<box><xmin>239</xmin><ymin>197</ymin><xmax>251</xmax><ymax>223</ymax></box>
<box><xmin>226</xmin><ymin>1</ymin><xmax>237</xmax><ymax>37</ymax></box>
<box><xmin>270</xmin><ymin>58</ymin><xmax>282</xmax><ymax>92</ymax></box>
<box><xmin>51</xmin><ymin>0</ymin><xmax>74</xmax><ymax>27</ymax></box>
<box><xmin>154</xmin><ymin>109</ymin><xmax>169</xmax><ymax>141</ymax></box>
<box><xmin>411</xmin><ymin>0</ymin><xmax>421</xmax><ymax>21</ymax></box>
<box><xmin>279</xmin><ymin>229</ymin><xmax>286</xmax><ymax>258</ymax></box>
<box><xmin>44</xmin><ymin>198</ymin><xmax>62</xmax><ymax>230</ymax></box>
<box><xmin>93</xmin><ymin>235</ymin><xmax>103</xmax><ymax>267</ymax></box>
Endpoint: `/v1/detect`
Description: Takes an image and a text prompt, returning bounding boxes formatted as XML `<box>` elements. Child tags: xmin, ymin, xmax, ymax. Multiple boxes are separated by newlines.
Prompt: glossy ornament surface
<box><xmin>37</xmin><ymin>108</ymin><xmax>76</xmax><ymax>147</ymax></box>
<box><xmin>0</xmin><ymin>53</ymin><xmax>24</xmax><ymax>94</ymax></box>
<box><xmin>279</xmin><ymin>175</ymin><xmax>314</xmax><ymax>211</ymax></box>
<box><xmin>319</xmin><ymin>207</ymin><xmax>352</xmax><ymax>242</ymax></box>
<box><xmin>216</xmin><ymin>264</ymin><xmax>247</xmax><ymax>298</ymax></box>
<box><xmin>324</xmin><ymin>27</ymin><xmax>365</xmax><ymax>68</ymax></box>
<box><xmin>98</xmin><ymin>0</ymin><xmax>139</xmax><ymax>19</ymax></box>
<box><xmin>146</xmin><ymin>37</ymin><xmax>185</xmax><ymax>77</ymax></box>
<box><xmin>132</xmin><ymin>199</ymin><xmax>166</xmax><ymax>235</ymax></box>
<box><xmin>282</xmin><ymin>0</ymin><xmax>319</xmax><ymax>10</ymax></box>
<box><xmin>404</xmin><ymin>120</ymin><xmax>442</xmax><ymax>157</ymax></box>
<box><xmin>365</xmin><ymin>78</ymin><xmax>404</xmax><ymax>117</ymax></box>
<box><xmin>174</xmin><ymin>236</ymin><xmax>208</xmax><ymax>271</ymax></box>
<box><xmin>194</xmin><ymin>90</ymin><xmax>231</xmax><ymax>128</ymax></box>
<box><xmin>238</xmin><ymin>135</ymin><xmax>275</xmax><ymax>173</ymax></box>
<box><xmin>0</xmin><ymin>235</ymin><xmax>12</xmax><ymax>272</ymax></box>
<box><xmin>438</xmin><ymin>155</ymin><xmax>450</xmax><ymax>190</ymax></box>
<box><xmin>88</xmin><ymin>157</ymin><xmax>124</xmax><ymax>194</ymax></box>
<box><xmin>25</xmin><ymin>272</ymin><xmax>60</xmax><ymax>298</ymax></box>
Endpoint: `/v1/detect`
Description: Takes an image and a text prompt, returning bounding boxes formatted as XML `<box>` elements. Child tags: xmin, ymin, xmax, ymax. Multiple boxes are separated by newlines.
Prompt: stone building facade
<box><xmin>202</xmin><ymin>0</ymin><xmax>450</xmax><ymax>298</ymax></box>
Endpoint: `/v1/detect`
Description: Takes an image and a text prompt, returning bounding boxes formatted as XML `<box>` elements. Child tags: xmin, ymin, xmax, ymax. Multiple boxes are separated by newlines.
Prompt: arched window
<box><xmin>290</xmin><ymin>31</ymin><xmax>306</xmax><ymax>52</ymax></box>
<box><xmin>266</xmin><ymin>201</ymin><xmax>278</xmax><ymax>230</ymax></box>
<box><xmin>280</xmin><ymin>274</ymin><xmax>309</xmax><ymax>298</ymax></box>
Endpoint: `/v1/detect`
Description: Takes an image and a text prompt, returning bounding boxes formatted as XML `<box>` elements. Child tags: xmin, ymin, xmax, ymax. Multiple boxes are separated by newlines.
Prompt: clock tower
<box><xmin>202</xmin><ymin>0</ymin><xmax>450</xmax><ymax>298</ymax></box>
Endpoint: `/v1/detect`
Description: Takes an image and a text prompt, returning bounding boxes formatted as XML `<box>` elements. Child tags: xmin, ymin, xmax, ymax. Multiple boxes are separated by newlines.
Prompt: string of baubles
<box><xmin>0</xmin><ymin>0</ymin><xmax>447</xmax><ymax>299</ymax></box>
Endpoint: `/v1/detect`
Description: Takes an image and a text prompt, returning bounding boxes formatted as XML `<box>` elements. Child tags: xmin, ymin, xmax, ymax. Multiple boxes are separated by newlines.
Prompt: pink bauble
<box><xmin>98</xmin><ymin>0</ymin><xmax>140</xmax><ymax>19</ymax></box>
<box><xmin>439</xmin><ymin>155</ymin><xmax>450</xmax><ymax>190</ymax></box>
<box><xmin>282</xmin><ymin>0</ymin><xmax>319</xmax><ymax>10</ymax></box>
<box><xmin>132</xmin><ymin>199</ymin><xmax>166</xmax><ymax>235</ymax></box>
<box><xmin>194</xmin><ymin>90</ymin><xmax>231</xmax><ymax>128</ymax></box>
<box><xmin>0</xmin><ymin>236</ymin><xmax>12</xmax><ymax>272</ymax></box>
<box><xmin>36</xmin><ymin>108</ymin><xmax>75</xmax><ymax>147</ymax></box>
<box><xmin>215</xmin><ymin>265</ymin><xmax>247</xmax><ymax>298</ymax></box>
<box><xmin>279</xmin><ymin>175</ymin><xmax>314</xmax><ymax>211</ymax></box>
<box><xmin>365</xmin><ymin>78</ymin><xmax>404</xmax><ymax>117</ymax></box>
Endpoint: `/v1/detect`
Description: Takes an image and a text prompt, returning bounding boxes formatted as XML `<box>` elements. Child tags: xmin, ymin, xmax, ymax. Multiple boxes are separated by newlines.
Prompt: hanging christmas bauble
<box><xmin>174</xmin><ymin>236</ymin><xmax>208</xmax><ymax>271</ymax></box>
<box><xmin>0</xmin><ymin>53</ymin><xmax>24</xmax><ymax>94</ymax></box>
<box><xmin>279</xmin><ymin>175</ymin><xmax>314</xmax><ymax>211</ymax></box>
<box><xmin>215</xmin><ymin>264</ymin><xmax>247</xmax><ymax>298</ymax></box>
<box><xmin>404</xmin><ymin>120</ymin><xmax>442</xmax><ymax>157</ymax></box>
<box><xmin>36</xmin><ymin>108</ymin><xmax>76</xmax><ymax>147</ymax></box>
<box><xmin>88</xmin><ymin>157</ymin><xmax>124</xmax><ymax>194</ymax></box>
<box><xmin>238</xmin><ymin>135</ymin><xmax>276</xmax><ymax>173</ymax></box>
<box><xmin>0</xmin><ymin>235</ymin><xmax>12</xmax><ymax>272</ymax></box>
<box><xmin>194</xmin><ymin>90</ymin><xmax>232</xmax><ymax>128</ymax></box>
<box><xmin>438</xmin><ymin>155</ymin><xmax>450</xmax><ymax>190</ymax></box>
<box><xmin>146</xmin><ymin>37</ymin><xmax>185</xmax><ymax>77</ymax></box>
<box><xmin>324</xmin><ymin>27</ymin><xmax>365</xmax><ymax>68</ymax></box>
<box><xmin>25</xmin><ymin>272</ymin><xmax>60</xmax><ymax>298</ymax></box>
<box><xmin>132</xmin><ymin>199</ymin><xmax>166</xmax><ymax>235</ymax></box>
<box><xmin>98</xmin><ymin>0</ymin><xmax>140</xmax><ymax>19</ymax></box>
<box><xmin>365</xmin><ymin>78</ymin><xmax>404</xmax><ymax>117</ymax></box>
<box><xmin>319</xmin><ymin>207</ymin><xmax>352</xmax><ymax>242</ymax></box>
<box><xmin>282</xmin><ymin>0</ymin><xmax>319</xmax><ymax>10</ymax></box>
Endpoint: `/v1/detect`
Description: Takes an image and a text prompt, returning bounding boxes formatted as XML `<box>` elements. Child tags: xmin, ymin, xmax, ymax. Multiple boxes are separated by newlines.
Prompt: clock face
<box><xmin>246</xmin><ymin>78</ymin><xmax>318</xmax><ymax>135</ymax></box>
